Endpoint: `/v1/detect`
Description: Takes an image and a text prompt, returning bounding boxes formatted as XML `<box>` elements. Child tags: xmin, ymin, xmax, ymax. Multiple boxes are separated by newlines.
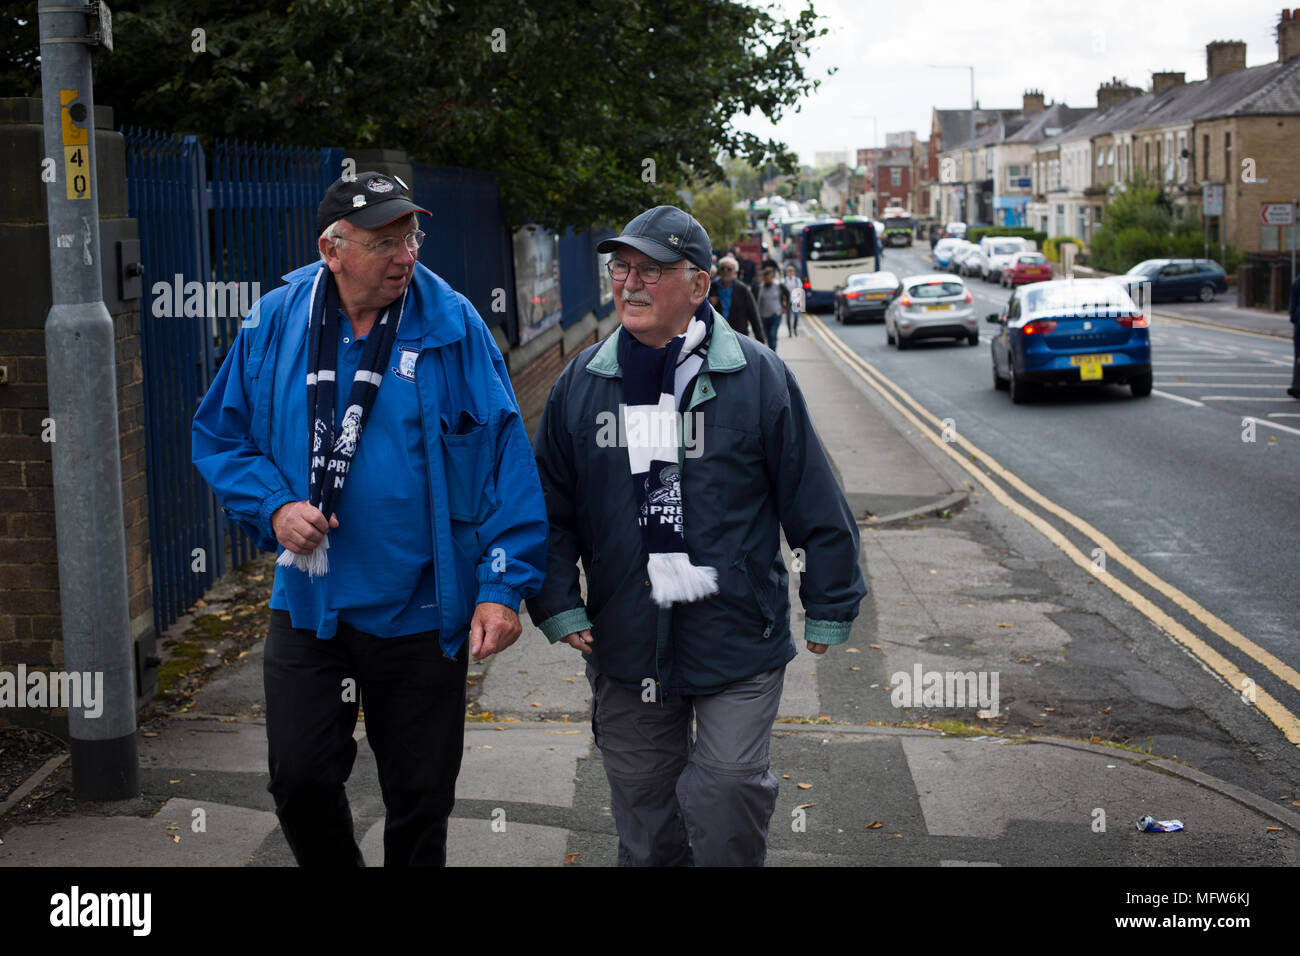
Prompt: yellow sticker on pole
<box><xmin>60</xmin><ymin>89</ymin><xmax>91</xmax><ymax>201</ymax></box>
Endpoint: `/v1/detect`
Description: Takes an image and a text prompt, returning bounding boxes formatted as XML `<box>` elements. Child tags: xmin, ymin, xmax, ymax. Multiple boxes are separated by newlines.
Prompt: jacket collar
<box><xmin>281</xmin><ymin>261</ymin><xmax>466</xmax><ymax>349</ymax></box>
<box><xmin>585</xmin><ymin>305</ymin><xmax>747</xmax><ymax>379</ymax></box>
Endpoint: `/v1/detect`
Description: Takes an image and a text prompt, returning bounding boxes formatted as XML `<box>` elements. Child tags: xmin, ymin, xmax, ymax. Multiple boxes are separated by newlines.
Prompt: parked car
<box><xmin>944</xmin><ymin>221</ymin><xmax>967</xmax><ymax>239</ymax></box>
<box><xmin>1001</xmin><ymin>251</ymin><xmax>1053</xmax><ymax>287</ymax></box>
<box><xmin>1115</xmin><ymin>258</ymin><xmax>1229</xmax><ymax>304</ymax></box>
<box><xmin>834</xmin><ymin>271</ymin><xmax>901</xmax><ymax>323</ymax></box>
<box><xmin>949</xmin><ymin>241</ymin><xmax>981</xmax><ymax>275</ymax></box>
<box><xmin>885</xmin><ymin>274</ymin><xmax>979</xmax><ymax>349</ymax></box>
<box><xmin>979</xmin><ymin>236</ymin><xmax>1035</xmax><ymax>282</ymax></box>
<box><xmin>932</xmin><ymin>237</ymin><xmax>962</xmax><ymax>268</ymax></box>
<box><xmin>987</xmin><ymin>278</ymin><xmax>1151</xmax><ymax>403</ymax></box>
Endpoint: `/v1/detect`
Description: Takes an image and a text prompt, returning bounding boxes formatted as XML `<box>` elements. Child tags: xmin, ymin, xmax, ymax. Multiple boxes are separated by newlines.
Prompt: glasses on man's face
<box><xmin>336</xmin><ymin>230</ymin><xmax>425</xmax><ymax>257</ymax></box>
<box><xmin>606</xmin><ymin>259</ymin><xmax>696</xmax><ymax>284</ymax></box>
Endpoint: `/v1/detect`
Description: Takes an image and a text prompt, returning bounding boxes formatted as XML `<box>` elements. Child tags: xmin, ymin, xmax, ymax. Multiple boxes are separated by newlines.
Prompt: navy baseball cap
<box><xmin>317</xmin><ymin>171</ymin><xmax>431</xmax><ymax>235</ymax></box>
<box><xmin>597</xmin><ymin>205</ymin><xmax>712</xmax><ymax>272</ymax></box>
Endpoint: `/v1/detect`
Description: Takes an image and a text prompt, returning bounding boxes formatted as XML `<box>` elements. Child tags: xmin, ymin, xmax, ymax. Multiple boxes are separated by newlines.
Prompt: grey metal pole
<box><xmin>38</xmin><ymin>0</ymin><xmax>138</xmax><ymax>800</ymax></box>
<box><xmin>968</xmin><ymin>67</ymin><xmax>975</xmax><ymax>223</ymax></box>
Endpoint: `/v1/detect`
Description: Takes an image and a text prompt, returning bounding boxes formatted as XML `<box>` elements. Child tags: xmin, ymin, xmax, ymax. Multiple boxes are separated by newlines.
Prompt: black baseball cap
<box><xmin>317</xmin><ymin>171</ymin><xmax>431</xmax><ymax>235</ymax></box>
<box><xmin>597</xmin><ymin>205</ymin><xmax>712</xmax><ymax>273</ymax></box>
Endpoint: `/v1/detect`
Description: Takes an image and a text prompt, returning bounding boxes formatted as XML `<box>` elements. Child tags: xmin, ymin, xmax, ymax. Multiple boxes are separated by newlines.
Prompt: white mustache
<box><xmin>621</xmin><ymin>289</ymin><xmax>652</xmax><ymax>306</ymax></box>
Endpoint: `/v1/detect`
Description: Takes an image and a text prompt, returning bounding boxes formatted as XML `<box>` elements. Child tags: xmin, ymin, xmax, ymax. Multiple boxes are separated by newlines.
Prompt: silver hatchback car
<box><xmin>885</xmin><ymin>273</ymin><xmax>979</xmax><ymax>349</ymax></box>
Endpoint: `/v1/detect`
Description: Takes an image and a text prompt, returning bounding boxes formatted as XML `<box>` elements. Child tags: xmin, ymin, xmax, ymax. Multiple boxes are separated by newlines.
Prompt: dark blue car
<box><xmin>988</xmin><ymin>279</ymin><xmax>1152</xmax><ymax>403</ymax></box>
<box><xmin>1119</xmin><ymin>258</ymin><xmax>1229</xmax><ymax>304</ymax></box>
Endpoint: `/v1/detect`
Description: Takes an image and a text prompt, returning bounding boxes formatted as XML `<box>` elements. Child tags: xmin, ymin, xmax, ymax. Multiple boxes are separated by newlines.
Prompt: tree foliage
<box><xmin>2</xmin><ymin>0</ymin><xmax>828</xmax><ymax>231</ymax></box>
<box><xmin>1089</xmin><ymin>174</ymin><xmax>1240</xmax><ymax>273</ymax></box>
<box><xmin>692</xmin><ymin>183</ymin><xmax>747</xmax><ymax>250</ymax></box>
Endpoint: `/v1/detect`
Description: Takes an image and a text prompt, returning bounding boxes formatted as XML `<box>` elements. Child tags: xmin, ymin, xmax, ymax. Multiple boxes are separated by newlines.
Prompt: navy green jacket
<box><xmin>527</xmin><ymin>310</ymin><xmax>866</xmax><ymax>697</ymax></box>
<box><xmin>192</xmin><ymin>261</ymin><xmax>547</xmax><ymax>657</ymax></box>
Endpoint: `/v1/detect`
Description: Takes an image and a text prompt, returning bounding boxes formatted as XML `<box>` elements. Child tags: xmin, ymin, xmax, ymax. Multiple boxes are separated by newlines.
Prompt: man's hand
<box><xmin>470</xmin><ymin>602</ymin><xmax>522</xmax><ymax>662</ymax></box>
<box><xmin>806</xmin><ymin>641</ymin><xmax>829</xmax><ymax>655</ymax></box>
<box><xmin>561</xmin><ymin>629</ymin><xmax>593</xmax><ymax>654</ymax></box>
<box><xmin>272</xmin><ymin>501</ymin><xmax>338</xmax><ymax>554</ymax></box>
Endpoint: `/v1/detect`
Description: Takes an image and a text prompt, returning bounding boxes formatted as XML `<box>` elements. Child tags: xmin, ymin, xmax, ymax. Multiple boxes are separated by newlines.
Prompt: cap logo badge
<box><xmin>352</xmin><ymin>195</ymin><xmax>367</xmax><ymax>208</ymax></box>
<box><xmin>668</xmin><ymin>234</ymin><xmax>680</xmax><ymax>246</ymax></box>
<box><xmin>367</xmin><ymin>177</ymin><xmax>395</xmax><ymax>193</ymax></box>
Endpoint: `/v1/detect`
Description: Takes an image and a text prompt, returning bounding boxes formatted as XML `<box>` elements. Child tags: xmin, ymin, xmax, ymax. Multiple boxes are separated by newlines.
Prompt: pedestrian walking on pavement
<box><xmin>527</xmin><ymin>205</ymin><xmax>866</xmax><ymax>867</ymax></box>
<box><xmin>783</xmin><ymin>264</ymin><xmax>804</xmax><ymax>337</ymax></box>
<box><xmin>757</xmin><ymin>266</ymin><xmax>790</xmax><ymax>353</ymax></box>
<box><xmin>192</xmin><ymin>171</ymin><xmax>548</xmax><ymax>867</ymax></box>
<box><xmin>709</xmin><ymin>255</ymin><xmax>766</xmax><ymax>344</ymax></box>
<box><xmin>1289</xmin><ymin>269</ymin><xmax>1300</xmax><ymax>399</ymax></box>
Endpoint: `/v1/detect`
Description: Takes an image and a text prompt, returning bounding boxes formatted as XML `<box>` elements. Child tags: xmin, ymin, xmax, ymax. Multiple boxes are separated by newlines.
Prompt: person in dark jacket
<box><xmin>528</xmin><ymin>206</ymin><xmax>866</xmax><ymax>867</ymax></box>
<box><xmin>1290</xmin><ymin>271</ymin><xmax>1300</xmax><ymax>399</ymax></box>
<box><xmin>708</xmin><ymin>255</ymin><xmax>766</xmax><ymax>344</ymax></box>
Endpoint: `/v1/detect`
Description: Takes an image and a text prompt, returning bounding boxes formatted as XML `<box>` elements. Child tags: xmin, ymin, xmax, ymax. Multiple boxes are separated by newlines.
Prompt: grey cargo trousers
<box><xmin>586</xmin><ymin>661</ymin><xmax>785</xmax><ymax>866</ymax></box>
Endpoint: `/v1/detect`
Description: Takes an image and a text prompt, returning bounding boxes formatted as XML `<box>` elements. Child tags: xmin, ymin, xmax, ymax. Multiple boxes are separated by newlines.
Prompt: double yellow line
<box><xmin>806</xmin><ymin>313</ymin><xmax>1300</xmax><ymax>747</ymax></box>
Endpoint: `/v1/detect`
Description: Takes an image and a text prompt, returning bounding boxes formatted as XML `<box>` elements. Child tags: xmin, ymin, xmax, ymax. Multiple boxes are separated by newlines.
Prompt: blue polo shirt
<box><xmin>269</xmin><ymin>315</ymin><xmax>440</xmax><ymax>638</ymax></box>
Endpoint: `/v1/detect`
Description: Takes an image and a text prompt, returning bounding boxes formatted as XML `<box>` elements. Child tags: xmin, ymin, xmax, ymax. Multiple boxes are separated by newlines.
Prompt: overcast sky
<box><xmin>734</xmin><ymin>0</ymin><xmax>1285</xmax><ymax>165</ymax></box>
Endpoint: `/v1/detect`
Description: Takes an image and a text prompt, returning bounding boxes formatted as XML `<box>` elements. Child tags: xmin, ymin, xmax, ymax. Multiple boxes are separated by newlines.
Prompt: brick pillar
<box><xmin>0</xmin><ymin>97</ymin><xmax>154</xmax><ymax>730</ymax></box>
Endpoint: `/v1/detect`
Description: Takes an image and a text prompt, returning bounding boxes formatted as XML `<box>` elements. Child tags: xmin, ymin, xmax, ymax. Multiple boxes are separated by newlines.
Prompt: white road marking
<box><xmin>1159</xmin><ymin>377</ymin><xmax>1289</xmax><ymax>385</ymax></box>
<box><xmin>1199</xmin><ymin>396</ymin><xmax>1298</xmax><ymax>401</ymax></box>
<box><xmin>1151</xmin><ymin>389</ymin><xmax>1204</xmax><ymax>407</ymax></box>
<box><xmin>1242</xmin><ymin>416</ymin><xmax>1300</xmax><ymax>438</ymax></box>
<box><xmin>1151</xmin><ymin>372</ymin><xmax>1290</xmax><ymax>377</ymax></box>
<box><xmin>1266</xmin><ymin>413</ymin><xmax>1300</xmax><ymax>418</ymax></box>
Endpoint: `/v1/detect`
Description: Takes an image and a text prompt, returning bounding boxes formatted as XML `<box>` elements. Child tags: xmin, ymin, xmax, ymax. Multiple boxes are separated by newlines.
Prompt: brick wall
<box><xmin>0</xmin><ymin>99</ymin><xmax>152</xmax><ymax>729</ymax></box>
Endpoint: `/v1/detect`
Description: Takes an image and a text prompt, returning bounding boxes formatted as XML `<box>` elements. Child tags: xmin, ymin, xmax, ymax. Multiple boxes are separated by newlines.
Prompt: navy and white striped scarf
<box><xmin>619</xmin><ymin>300</ymin><xmax>718</xmax><ymax>607</ymax></box>
<box><xmin>276</xmin><ymin>266</ymin><xmax>406</xmax><ymax>578</ymax></box>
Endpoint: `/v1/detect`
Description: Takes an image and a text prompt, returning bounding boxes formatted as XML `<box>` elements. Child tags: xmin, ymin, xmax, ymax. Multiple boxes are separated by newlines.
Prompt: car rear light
<box><xmin>899</xmin><ymin>294</ymin><xmax>912</xmax><ymax>307</ymax></box>
<box><xmin>1022</xmin><ymin>319</ymin><xmax>1057</xmax><ymax>335</ymax></box>
<box><xmin>963</xmin><ymin>290</ymin><xmax>973</xmax><ymax>304</ymax></box>
<box><xmin>1116</xmin><ymin>313</ymin><xmax>1149</xmax><ymax>328</ymax></box>
<box><xmin>803</xmin><ymin>279</ymin><xmax>811</xmax><ymax>291</ymax></box>
<box><xmin>845</xmin><ymin>291</ymin><xmax>860</xmax><ymax>299</ymax></box>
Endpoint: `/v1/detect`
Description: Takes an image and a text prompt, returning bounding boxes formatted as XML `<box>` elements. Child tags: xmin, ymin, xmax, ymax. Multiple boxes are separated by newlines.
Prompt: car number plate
<box><xmin>865</xmin><ymin>292</ymin><xmax>887</xmax><ymax>299</ymax></box>
<box><xmin>924</xmin><ymin>304</ymin><xmax>952</xmax><ymax>311</ymax></box>
<box><xmin>1070</xmin><ymin>353</ymin><xmax>1112</xmax><ymax>380</ymax></box>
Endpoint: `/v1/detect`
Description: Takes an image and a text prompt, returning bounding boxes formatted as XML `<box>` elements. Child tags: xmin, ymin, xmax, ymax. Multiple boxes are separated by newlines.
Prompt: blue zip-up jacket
<box><xmin>526</xmin><ymin>310</ymin><xmax>866</xmax><ymax>697</ymax></box>
<box><xmin>192</xmin><ymin>261</ymin><xmax>548</xmax><ymax>657</ymax></box>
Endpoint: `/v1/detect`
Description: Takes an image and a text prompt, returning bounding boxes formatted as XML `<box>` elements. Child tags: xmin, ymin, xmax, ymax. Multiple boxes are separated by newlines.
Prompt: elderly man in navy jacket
<box><xmin>528</xmin><ymin>206</ymin><xmax>866</xmax><ymax>866</ymax></box>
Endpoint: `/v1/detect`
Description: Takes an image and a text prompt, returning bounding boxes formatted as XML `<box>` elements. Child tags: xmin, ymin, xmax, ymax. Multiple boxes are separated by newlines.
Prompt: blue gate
<box><xmin>125</xmin><ymin>130</ymin><xmax>342</xmax><ymax>636</ymax></box>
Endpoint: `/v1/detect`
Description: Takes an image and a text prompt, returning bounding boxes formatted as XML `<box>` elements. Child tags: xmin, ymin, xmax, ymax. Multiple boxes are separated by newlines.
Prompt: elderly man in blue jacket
<box><xmin>193</xmin><ymin>172</ymin><xmax>547</xmax><ymax>866</ymax></box>
<box><xmin>528</xmin><ymin>206</ymin><xmax>867</xmax><ymax>866</ymax></box>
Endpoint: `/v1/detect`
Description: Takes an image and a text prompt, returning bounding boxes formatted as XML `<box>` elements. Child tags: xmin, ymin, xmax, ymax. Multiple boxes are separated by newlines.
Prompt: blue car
<box><xmin>1117</xmin><ymin>258</ymin><xmax>1229</xmax><ymax>304</ymax></box>
<box><xmin>988</xmin><ymin>279</ymin><xmax>1152</xmax><ymax>403</ymax></box>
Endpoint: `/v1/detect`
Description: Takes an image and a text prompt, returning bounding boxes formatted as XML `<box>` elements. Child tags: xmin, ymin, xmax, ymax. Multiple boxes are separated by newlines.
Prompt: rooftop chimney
<box><xmin>1151</xmin><ymin>71</ymin><xmax>1186</xmax><ymax>93</ymax></box>
<box><xmin>1280</xmin><ymin>9</ymin><xmax>1300</xmax><ymax>61</ymax></box>
<box><xmin>1022</xmin><ymin>89</ymin><xmax>1045</xmax><ymax>114</ymax></box>
<box><xmin>1096</xmin><ymin>77</ymin><xmax>1144</xmax><ymax>110</ymax></box>
<box><xmin>1206</xmin><ymin>40</ymin><xmax>1247</xmax><ymax>79</ymax></box>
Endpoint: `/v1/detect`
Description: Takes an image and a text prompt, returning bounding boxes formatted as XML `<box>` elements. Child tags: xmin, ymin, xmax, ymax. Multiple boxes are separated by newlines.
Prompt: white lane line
<box><xmin>1155</xmin><ymin>382</ymin><xmax>1289</xmax><ymax>388</ymax></box>
<box><xmin>1151</xmin><ymin>389</ymin><xmax>1204</xmax><ymax>407</ymax></box>
<box><xmin>1152</xmin><ymin>372</ymin><xmax>1290</xmax><ymax>377</ymax></box>
<box><xmin>1243</xmin><ymin>416</ymin><xmax>1300</xmax><ymax>438</ymax></box>
<box><xmin>1252</xmin><ymin>348</ymin><xmax>1271</xmax><ymax>355</ymax></box>
<box><xmin>1199</xmin><ymin>396</ymin><xmax>1298</xmax><ymax>401</ymax></box>
<box><xmin>1267</xmin><ymin>413</ymin><xmax>1300</xmax><ymax>418</ymax></box>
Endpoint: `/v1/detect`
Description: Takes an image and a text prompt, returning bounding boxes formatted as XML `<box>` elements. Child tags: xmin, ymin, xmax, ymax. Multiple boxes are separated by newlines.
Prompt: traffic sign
<box><xmin>1203</xmin><ymin>184</ymin><xmax>1223</xmax><ymax>216</ymax></box>
<box><xmin>1259</xmin><ymin>202</ymin><xmax>1295</xmax><ymax>225</ymax></box>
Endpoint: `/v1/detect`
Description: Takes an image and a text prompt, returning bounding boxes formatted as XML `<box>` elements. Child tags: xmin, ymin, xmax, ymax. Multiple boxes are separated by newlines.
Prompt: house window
<box><xmin>1203</xmin><ymin>134</ymin><xmax>1210</xmax><ymax>178</ymax></box>
<box><xmin>890</xmin><ymin>168</ymin><xmax>901</xmax><ymax>187</ymax></box>
<box><xmin>1224</xmin><ymin>131</ymin><xmax>1231</xmax><ymax>182</ymax></box>
<box><xmin>1107</xmin><ymin>147</ymin><xmax>1114</xmax><ymax>166</ymax></box>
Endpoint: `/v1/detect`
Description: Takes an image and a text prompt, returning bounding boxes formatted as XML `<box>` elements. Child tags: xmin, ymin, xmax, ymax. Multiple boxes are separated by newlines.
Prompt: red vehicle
<box><xmin>1001</xmin><ymin>251</ymin><xmax>1053</xmax><ymax>287</ymax></box>
<box><xmin>736</xmin><ymin>230</ymin><xmax>765</xmax><ymax>269</ymax></box>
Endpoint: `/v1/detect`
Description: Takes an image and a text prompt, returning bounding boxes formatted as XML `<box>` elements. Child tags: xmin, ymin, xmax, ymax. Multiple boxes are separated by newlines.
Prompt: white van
<box><xmin>978</xmin><ymin>236</ymin><xmax>1036</xmax><ymax>281</ymax></box>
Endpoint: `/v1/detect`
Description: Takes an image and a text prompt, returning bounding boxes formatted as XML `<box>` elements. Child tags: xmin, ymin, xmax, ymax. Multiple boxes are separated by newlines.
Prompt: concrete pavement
<box><xmin>2</xmin><ymin>314</ymin><xmax>1298</xmax><ymax>867</ymax></box>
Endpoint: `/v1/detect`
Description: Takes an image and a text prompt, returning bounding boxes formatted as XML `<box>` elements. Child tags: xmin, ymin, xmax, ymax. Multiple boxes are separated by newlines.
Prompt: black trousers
<box><xmin>263</xmin><ymin>608</ymin><xmax>468</xmax><ymax>866</ymax></box>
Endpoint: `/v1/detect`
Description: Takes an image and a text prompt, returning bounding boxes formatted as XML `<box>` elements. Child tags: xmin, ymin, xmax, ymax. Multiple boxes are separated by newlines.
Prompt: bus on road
<box><xmin>789</xmin><ymin>219</ymin><xmax>879</xmax><ymax>309</ymax></box>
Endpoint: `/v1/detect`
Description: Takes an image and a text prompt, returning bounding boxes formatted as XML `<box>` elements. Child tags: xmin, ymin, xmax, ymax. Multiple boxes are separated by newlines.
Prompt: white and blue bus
<box><xmin>789</xmin><ymin>219</ymin><xmax>879</xmax><ymax>309</ymax></box>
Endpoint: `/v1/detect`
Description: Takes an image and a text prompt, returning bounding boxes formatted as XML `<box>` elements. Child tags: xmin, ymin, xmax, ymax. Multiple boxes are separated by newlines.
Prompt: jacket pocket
<box><xmin>739</xmin><ymin>553</ymin><xmax>781</xmax><ymax>639</ymax></box>
<box><xmin>439</xmin><ymin>413</ymin><xmax>497</xmax><ymax>523</ymax></box>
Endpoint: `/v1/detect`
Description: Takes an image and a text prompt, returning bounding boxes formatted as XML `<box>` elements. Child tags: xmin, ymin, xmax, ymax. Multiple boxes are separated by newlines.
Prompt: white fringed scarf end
<box><xmin>647</xmin><ymin>551</ymin><xmax>718</xmax><ymax>608</ymax></box>
<box><xmin>276</xmin><ymin>533</ymin><xmax>331</xmax><ymax>579</ymax></box>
